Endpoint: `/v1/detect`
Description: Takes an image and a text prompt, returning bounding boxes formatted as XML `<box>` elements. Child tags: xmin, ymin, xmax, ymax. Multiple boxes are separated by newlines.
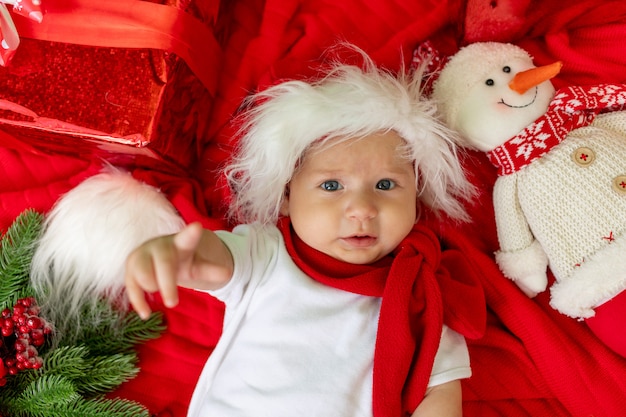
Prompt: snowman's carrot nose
<box><xmin>509</xmin><ymin>61</ymin><xmax>563</xmax><ymax>94</ymax></box>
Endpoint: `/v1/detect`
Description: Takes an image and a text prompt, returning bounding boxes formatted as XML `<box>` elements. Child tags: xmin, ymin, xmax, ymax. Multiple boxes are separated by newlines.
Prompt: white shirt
<box><xmin>187</xmin><ymin>224</ymin><xmax>470</xmax><ymax>417</ymax></box>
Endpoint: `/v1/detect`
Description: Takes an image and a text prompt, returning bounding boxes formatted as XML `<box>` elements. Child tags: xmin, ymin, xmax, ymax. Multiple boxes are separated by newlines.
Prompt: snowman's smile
<box><xmin>499</xmin><ymin>86</ymin><xmax>538</xmax><ymax>108</ymax></box>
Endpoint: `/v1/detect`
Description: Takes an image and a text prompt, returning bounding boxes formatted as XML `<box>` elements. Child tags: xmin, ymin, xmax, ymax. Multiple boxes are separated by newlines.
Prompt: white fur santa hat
<box><xmin>30</xmin><ymin>166</ymin><xmax>184</xmax><ymax>325</ymax></box>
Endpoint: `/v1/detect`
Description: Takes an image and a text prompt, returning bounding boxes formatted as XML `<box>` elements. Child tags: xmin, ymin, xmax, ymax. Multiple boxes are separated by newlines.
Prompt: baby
<box><xmin>125</xmin><ymin>52</ymin><xmax>480</xmax><ymax>417</ymax></box>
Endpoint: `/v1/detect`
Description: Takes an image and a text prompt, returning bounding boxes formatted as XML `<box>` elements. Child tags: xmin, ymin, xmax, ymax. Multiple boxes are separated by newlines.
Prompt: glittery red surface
<box><xmin>0</xmin><ymin>41</ymin><xmax>164</xmax><ymax>135</ymax></box>
<box><xmin>0</xmin><ymin>0</ymin><xmax>217</xmax><ymax>169</ymax></box>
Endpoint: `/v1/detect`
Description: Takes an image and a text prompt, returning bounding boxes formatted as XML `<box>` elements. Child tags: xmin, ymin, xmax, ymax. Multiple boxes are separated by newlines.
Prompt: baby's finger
<box><xmin>171</xmin><ymin>222</ymin><xmax>205</xmax><ymax>287</ymax></box>
<box><xmin>125</xmin><ymin>249</ymin><xmax>160</xmax><ymax>319</ymax></box>
<box><xmin>173</xmin><ymin>222</ymin><xmax>204</xmax><ymax>252</ymax></box>
<box><xmin>151</xmin><ymin>250</ymin><xmax>180</xmax><ymax>309</ymax></box>
<box><xmin>125</xmin><ymin>272</ymin><xmax>153</xmax><ymax>320</ymax></box>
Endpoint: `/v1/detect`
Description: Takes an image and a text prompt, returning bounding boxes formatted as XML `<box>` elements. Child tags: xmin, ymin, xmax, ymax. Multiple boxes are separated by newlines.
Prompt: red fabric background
<box><xmin>2</xmin><ymin>0</ymin><xmax>626</xmax><ymax>416</ymax></box>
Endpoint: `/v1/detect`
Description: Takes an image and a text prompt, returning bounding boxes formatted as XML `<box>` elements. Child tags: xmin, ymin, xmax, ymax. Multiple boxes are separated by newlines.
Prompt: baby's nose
<box><xmin>346</xmin><ymin>192</ymin><xmax>377</xmax><ymax>220</ymax></box>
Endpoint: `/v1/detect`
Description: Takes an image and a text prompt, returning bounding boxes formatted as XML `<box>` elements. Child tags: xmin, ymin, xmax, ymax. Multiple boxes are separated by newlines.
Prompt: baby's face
<box><xmin>280</xmin><ymin>131</ymin><xmax>417</xmax><ymax>264</ymax></box>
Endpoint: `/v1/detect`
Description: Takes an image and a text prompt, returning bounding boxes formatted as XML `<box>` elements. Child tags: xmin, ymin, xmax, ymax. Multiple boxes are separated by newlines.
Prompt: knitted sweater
<box><xmin>494</xmin><ymin>111</ymin><xmax>626</xmax><ymax>318</ymax></box>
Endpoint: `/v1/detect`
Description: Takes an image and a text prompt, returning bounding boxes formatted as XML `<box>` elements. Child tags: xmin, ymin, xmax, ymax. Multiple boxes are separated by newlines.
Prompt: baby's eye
<box><xmin>376</xmin><ymin>179</ymin><xmax>395</xmax><ymax>190</ymax></box>
<box><xmin>320</xmin><ymin>180</ymin><xmax>342</xmax><ymax>191</ymax></box>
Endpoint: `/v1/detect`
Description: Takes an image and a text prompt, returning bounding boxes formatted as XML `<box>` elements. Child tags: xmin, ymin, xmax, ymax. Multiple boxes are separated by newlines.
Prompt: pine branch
<box><xmin>93</xmin><ymin>311</ymin><xmax>165</xmax><ymax>355</ymax></box>
<box><xmin>43</xmin><ymin>338</ymin><xmax>141</xmax><ymax>395</ymax></box>
<box><xmin>0</xmin><ymin>211</ymin><xmax>163</xmax><ymax>417</ymax></box>
<box><xmin>5</xmin><ymin>374</ymin><xmax>148</xmax><ymax>417</ymax></box>
<box><xmin>55</xmin><ymin>300</ymin><xmax>164</xmax><ymax>357</ymax></box>
<box><xmin>8</xmin><ymin>374</ymin><xmax>80</xmax><ymax>414</ymax></box>
<box><xmin>0</xmin><ymin>210</ymin><xmax>44</xmax><ymax>310</ymax></box>
<box><xmin>75</xmin><ymin>353</ymin><xmax>140</xmax><ymax>395</ymax></box>
<box><xmin>43</xmin><ymin>397</ymin><xmax>150</xmax><ymax>417</ymax></box>
<box><xmin>42</xmin><ymin>345</ymin><xmax>90</xmax><ymax>380</ymax></box>
<box><xmin>0</xmin><ymin>368</ymin><xmax>39</xmax><ymax>403</ymax></box>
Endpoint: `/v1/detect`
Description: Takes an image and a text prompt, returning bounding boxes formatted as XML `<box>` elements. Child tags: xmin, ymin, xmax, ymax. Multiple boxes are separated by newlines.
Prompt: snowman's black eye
<box><xmin>503</xmin><ymin>66</ymin><xmax>511</xmax><ymax>73</ymax></box>
<box><xmin>485</xmin><ymin>79</ymin><xmax>494</xmax><ymax>86</ymax></box>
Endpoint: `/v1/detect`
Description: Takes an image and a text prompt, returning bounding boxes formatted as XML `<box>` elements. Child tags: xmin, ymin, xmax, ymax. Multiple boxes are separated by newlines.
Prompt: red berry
<box><xmin>14</xmin><ymin>341</ymin><xmax>27</xmax><ymax>353</ymax></box>
<box><xmin>27</xmin><ymin>316</ymin><xmax>42</xmax><ymax>329</ymax></box>
<box><xmin>13</xmin><ymin>304</ymin><xmax>26</xmax><ymax>316</ymax></box>
<box><xmin>18</xmin><ymin>298</ymin><xmax>33</xmax><ymax>308</ymax></box>
<box><xmin>0</xmin><ymin>298</ymin><xmax>50</xmax><ymax>378</ymax></box>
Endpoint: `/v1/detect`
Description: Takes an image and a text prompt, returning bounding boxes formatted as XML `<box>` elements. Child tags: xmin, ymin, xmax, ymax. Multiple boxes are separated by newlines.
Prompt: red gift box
<box><xmin>0</xmin><ymin>0</ymin><xmax>222</xmax><ymax>169</ymax></box>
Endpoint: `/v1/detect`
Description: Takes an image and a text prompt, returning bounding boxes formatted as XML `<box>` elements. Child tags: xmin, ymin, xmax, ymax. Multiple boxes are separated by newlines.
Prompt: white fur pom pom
<box><xmin>30</xmin><ymin>166</ymin><xmax>185</xmax><ymax>321</ymax></box>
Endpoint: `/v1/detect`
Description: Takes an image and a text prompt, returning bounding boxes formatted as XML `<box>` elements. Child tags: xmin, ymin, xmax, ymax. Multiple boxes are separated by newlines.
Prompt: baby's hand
<box><xmin>124</xmin><ymin>222</ymin><xmax>233</xmax><ymax>319</ymax></box>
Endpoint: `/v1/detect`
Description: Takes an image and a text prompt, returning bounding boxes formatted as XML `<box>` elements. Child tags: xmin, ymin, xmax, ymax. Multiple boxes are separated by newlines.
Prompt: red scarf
<box><xmin>278</xmin><ymin>218</ymin><xmax>485</xmax><ymax>417</ymax></box>
<box><xmin>488</xmin><ymin>84</ymin><xmax>626</xmax><ymax>176</ymax></box>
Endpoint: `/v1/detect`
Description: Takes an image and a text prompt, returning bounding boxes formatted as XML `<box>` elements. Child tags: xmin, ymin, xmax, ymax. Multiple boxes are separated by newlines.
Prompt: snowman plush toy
<box><xmin>432</xmin><ymin>41</ymin><xmax>626</xmax><ymax>357</ymax></box>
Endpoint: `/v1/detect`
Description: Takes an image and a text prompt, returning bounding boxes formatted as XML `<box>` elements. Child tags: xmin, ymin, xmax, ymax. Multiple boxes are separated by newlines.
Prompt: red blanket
<box><xmin>2</xmin><ymin>0</ymin><xmax>626</xmax><ymax>416</ymax></box>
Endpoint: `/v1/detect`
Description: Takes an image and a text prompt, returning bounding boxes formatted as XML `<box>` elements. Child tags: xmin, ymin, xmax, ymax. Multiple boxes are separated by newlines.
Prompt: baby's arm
<box><xmin>125</xmin><ymin>222</ymin><xmax>234</xmax><ymax>319</ymax></box>
<box><xmin>411</xmin><ymin>380</ymin><xmax>462</xmax><ymax>417</ymax></box>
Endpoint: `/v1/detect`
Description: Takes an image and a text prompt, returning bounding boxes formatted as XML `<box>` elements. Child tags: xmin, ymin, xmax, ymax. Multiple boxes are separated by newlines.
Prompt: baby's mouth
<box><xmin>341</xmin><ymin>235</ymin><xmax>377</xmax><ymax>247</ymax></box>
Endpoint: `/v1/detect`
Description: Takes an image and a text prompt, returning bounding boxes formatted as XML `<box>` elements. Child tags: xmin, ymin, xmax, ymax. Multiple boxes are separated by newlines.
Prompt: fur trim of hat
<box><xmin>30</xmin><ymin>166</ymin><xmax>184</xmax><ymax>328</ymax></box>
<box><xmin>226</xmin><ymin>48</ymin><xmax>474</xmax><ymax>224</ymax></box>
